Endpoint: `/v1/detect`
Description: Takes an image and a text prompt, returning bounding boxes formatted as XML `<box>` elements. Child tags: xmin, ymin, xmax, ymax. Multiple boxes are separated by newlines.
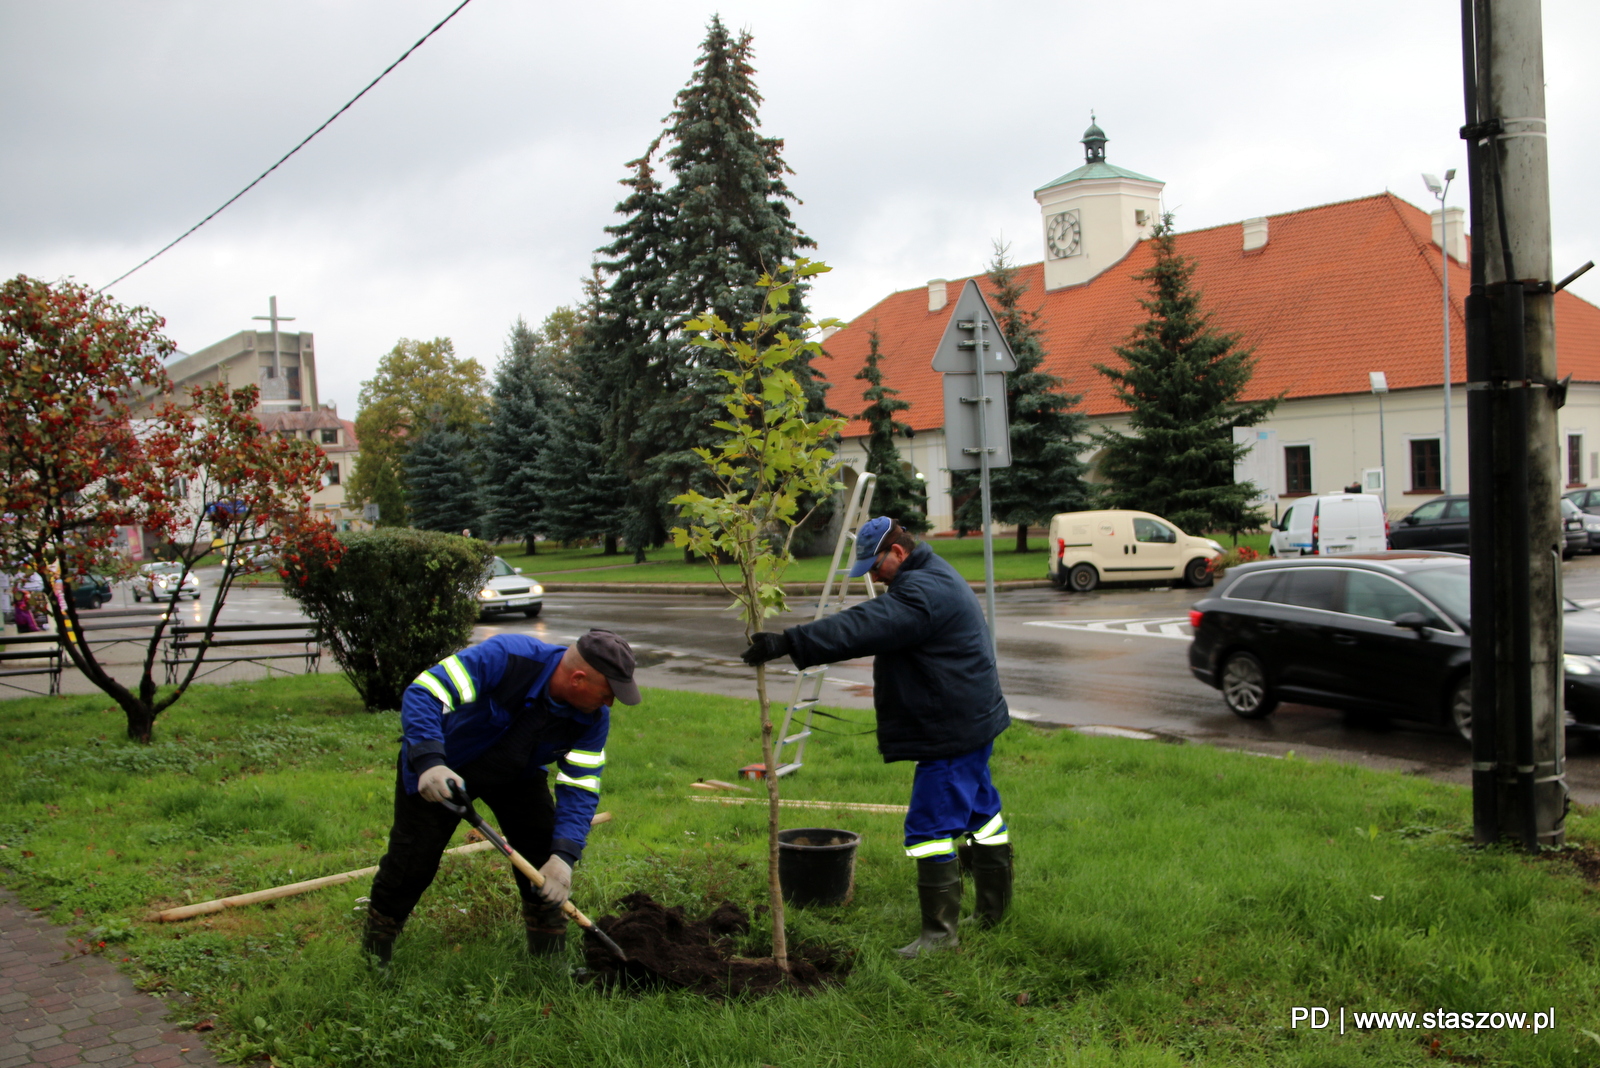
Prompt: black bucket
<box><xmin>777</xmin><ymin>828</ymin><xmax>860</xmax><ymax>907</ymax></box>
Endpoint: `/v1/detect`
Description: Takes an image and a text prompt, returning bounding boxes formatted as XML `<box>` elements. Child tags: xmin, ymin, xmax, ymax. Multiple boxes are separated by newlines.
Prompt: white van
<box><xmin>1046</xmin><ymin>510</ymin><xmax>1223</xmax><ymax>592</ymax></box>
<box><xmin>1268</xmin><ymin>494</ymin><xmax>1388</xmax><ymax>556</ymax></box>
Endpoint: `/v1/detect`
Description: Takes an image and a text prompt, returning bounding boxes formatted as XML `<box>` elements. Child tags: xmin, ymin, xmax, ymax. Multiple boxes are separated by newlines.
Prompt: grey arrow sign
<box><xmin>930</xmin><ymin>279</ymin><xmax>1017</xmax><ymax>373</ymax></box>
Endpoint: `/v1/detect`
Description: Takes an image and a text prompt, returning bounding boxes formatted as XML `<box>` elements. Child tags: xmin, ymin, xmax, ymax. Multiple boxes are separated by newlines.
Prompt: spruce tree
<box><xmin>953</xmin><ymin>243</ymin><xmax>1092</xmax><ymax>550</ymax></box>
<box><xmin>481</xmin><ymin>317</ymin><xmax>546</xmax><ymax>551</ymax></box>
<box><xmin>404</xmin><ymin>419</ymin><xmax>482</xmax><ymax>535</ymax></box>
<box><xmin>855</xmin><ymin>329</ymin><xmax>928</xmax><ymax>532</ymax></box>
<box><xmin>1092</xmin><ymin>215</ymin><xmax>1278</xmax><ymax>536</ymax></box>
<box><xmin>586</xmin><ymin>16</ymin><xmax>823</xmax><ymax>559</ymax></box>
<box><xmin>530</xmin><ymin>391</ymin><xmax>630</xmax><ymax>550</ymax></box>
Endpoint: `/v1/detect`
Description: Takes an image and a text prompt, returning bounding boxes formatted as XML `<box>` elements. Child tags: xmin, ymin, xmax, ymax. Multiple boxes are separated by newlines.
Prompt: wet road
<box><xmin>80</xmin><ymin>553</ymin><xmax>1600</xmax><ymax>804</ymax></box>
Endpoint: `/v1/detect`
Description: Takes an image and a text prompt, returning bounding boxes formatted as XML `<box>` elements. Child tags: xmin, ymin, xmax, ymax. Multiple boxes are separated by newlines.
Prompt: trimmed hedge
<box><xmin>284</xmin><ymin>528</ymin><xmax>492</xmax><ymax>709</ymax></box>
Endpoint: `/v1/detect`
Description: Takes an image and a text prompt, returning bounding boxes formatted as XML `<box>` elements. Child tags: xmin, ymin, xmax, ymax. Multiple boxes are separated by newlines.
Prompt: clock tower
<box><xmin>1034</xmin><ymin>118</ymin><xmax>1164</xmax><ymax>291</ymax></box>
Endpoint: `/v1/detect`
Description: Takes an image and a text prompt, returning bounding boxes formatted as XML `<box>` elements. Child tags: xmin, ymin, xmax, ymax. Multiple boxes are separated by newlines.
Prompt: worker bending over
<box><xmin>362</xmin><ymin>629</ymin><xmax>640</xmax><ymax>965</ymax></box>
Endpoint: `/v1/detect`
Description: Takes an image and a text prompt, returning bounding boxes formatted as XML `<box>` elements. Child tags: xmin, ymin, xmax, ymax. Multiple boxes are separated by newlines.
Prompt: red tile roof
<box><xmin>818</xmin><ymin>193</ymin><xmax>1600</xmax><ymax>433</ymax></box>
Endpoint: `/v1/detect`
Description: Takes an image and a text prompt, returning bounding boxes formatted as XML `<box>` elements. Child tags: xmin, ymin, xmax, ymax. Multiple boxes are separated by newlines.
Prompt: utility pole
<box><xmin>1461</xmin><ymin>0</ymin><xmax>1566</xmax><ymax>848</ymax></box>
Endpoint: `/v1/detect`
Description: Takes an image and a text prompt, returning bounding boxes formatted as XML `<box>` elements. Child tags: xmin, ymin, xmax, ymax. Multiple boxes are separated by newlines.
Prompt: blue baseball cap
<box><xmin>848</xmin><ymin>516</ymin><xmax>896</xmax><ymax>578</ymax></box>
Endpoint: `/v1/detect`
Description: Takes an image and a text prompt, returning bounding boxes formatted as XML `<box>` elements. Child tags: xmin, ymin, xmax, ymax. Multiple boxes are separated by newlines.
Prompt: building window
<box><xmin>320</xmin><ymin>428</ymin><xmax>338</xmax><ymax>445</ymax></box>
<box><xmin>1569</xmin><ymin>435</ymin><xmax>1584</xmax><ymax>486</ymax></box>
<box><xmin>1284</xmin><ymin>445</ymin><xmax>1311</xmax><ymax>495</ymax></box>
<box><xmin>326</xmin><ymin>462</ymin><xmax>340</xmax><ymax>486</ymax></box>
<box><xmin>1411</xmin><ymin>439</ymin><xmax>1442</xmax><ymax>492</ymax></box>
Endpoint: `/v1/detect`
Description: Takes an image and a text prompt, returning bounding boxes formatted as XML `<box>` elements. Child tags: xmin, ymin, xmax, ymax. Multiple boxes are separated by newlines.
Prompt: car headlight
<box><xmin>530</xmin><ymin>584</ymin><xmax>544</xmax><ymax>596</ymax></box>
<box><xmin>479</xmin><ymin>588</ymin><xmax>497</xmax><ymax>599</ymax></box>
<box><xmin>1585</xmin><ymin>518</ymin><xmax>1600</xmax><ymax>531</ymax></box>
<box><xmin>1204</xmin><ymin>539</ymin><xmax>1223</xmax><ymax>552</ymax></box>
<box><xmin>1564</xmin><ymin>654</ymin><xmax>1600</xmax><ymax>676</ymax></box>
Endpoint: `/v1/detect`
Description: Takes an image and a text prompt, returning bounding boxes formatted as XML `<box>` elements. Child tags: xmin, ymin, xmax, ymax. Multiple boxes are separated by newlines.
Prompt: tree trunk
<box><xmin>124</xmin><ymin>702</ymin><xmax>157</xmax><ymax>744</ymax></box>
<box><xmin>525</xmin><ymin>536</ymin><xmax>537</xmax><ymax>556</ymax></box>
<box><xmin>1015</xmin><ymin>524</ymin><xmax>1029</xmax><ymax>553</ymax></box>
<box><xmin>603</xmin><ymin>534</ymin><xmax>618</xmax><ymax>556</ymax></box>
<box><xmin>753</xmin><ymin>658</ymin><xmax>789</xmax><ymax>974</ymax></box>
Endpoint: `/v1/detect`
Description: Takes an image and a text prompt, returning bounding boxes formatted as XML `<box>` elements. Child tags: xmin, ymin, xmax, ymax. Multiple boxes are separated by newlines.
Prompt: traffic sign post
<box><xmin>933</xmin><ymin>280</ymin><xmax>1015</xmax><ymax>652</ymax></box>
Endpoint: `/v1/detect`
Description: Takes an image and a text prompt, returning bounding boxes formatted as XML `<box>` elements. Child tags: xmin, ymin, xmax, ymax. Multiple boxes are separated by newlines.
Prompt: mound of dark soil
<box><xmin>582</xmin><ymin>892</ymin><xmax>845</xmax><ymax>996</ymax></box>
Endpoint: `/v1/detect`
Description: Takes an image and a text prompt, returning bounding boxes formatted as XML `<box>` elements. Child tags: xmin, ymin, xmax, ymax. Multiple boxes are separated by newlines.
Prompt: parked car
<box><xmin>1561</xmin><ymin>497</ymin><xmax>1590</xmax><ymax>559</ymax></box>
<box><xmin>1188</xmin><ymin>552</ymin><xmax>1600</xmax><ymax>740</ymax></box>
<box><xmin>70</xmin><ymin>575</ymin><xmax>114</xmax><ymax>609</ymax></box>
<box><xmin>1387</xmin><ymin>495</ymin><xmax>1471</xmax><ymax>553</ymax></box>
<box><xmin>1562</xmin><ymin>490</ymin><xmax>1600</xmax><ymax>553</ymax></box>
<box><xmin>1046</xmin><ymin>510</ymin><xmax>1223</xmax><ymax>592</ymax></box>
<box><xmin>478</xmin><ymin>556</ymin><xmax>543</xmax><ymax>619</ymax></box>
<box><xmin>131</xmin><ymin>562</ymin><xmax>201</xmax><ymax>602</ymax></box>
<box><xmin>1267</xmin><ymin>493</ymin><xmax>1387</xmax><ymax>556</ymax></box>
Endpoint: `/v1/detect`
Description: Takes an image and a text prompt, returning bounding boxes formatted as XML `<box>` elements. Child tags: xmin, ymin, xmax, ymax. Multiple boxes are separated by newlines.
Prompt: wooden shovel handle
<box><xmin>501</xmin><ymin>844</ymin><xmax>599</xmax><ymax>930</ymax></box>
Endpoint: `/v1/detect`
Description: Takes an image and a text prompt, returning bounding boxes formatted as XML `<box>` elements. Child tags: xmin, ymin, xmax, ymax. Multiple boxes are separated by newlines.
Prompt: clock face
<box><xmin>1047</xmin><ymin>210</ymin><xmax>1081</xmax><ymax>259</ymax></box>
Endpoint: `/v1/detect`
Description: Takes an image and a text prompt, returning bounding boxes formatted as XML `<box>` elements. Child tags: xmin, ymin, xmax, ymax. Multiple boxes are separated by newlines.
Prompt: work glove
<box><xmin>537</xmin><ymin>855</ymin><xmax>573</xmax><ymax>906</ymax></box>
<box><xmin>741</xmin><ymin>631</ymin><xmax>792</xmax><ymax>666</ymax></box>
<box><xmin>418</xmin><ymin>764</ymin><xmax>465</xmax><ymax>805</ymax></box>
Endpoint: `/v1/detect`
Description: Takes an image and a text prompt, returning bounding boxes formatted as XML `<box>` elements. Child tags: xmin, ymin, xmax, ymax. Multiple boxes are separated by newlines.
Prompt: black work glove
<box><xmin>742</xmin><ymin>631</ymin><xmax>792</xmax><ymax>666</ymax></box>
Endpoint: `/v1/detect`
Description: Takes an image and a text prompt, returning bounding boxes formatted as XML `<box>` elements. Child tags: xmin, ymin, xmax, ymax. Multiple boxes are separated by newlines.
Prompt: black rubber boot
<box><xmin>361</xmin><ymin>906</ymin><xmax>402</xmax><ymax>968</ymax></box>
<box><xmin>522</xmin><ymin>899</ymin><xmax>568</xmax><ymax>958</ymax></box>
<box><xmin>896</xmin><ymin>858</ymin><xmax>962</xmax><ymax>959</ymax></box>
<box><xmin>968</xmin><ymin>842</ymin><xmax>1013</xmax><ymax>929</ymax></box>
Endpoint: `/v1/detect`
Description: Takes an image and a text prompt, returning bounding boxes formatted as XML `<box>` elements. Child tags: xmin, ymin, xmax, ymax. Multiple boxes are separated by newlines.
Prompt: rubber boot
<box><xmin>968</xmin><ymin>842</ymin><xmax>1013</xmax><ymax>929</ymax></box>
<box><xmin>896</xmin><ymin>858</ymin><xmax>962</xmax><ymax>959</ymax></box>
<box><xmin>361</xmin><ymin>906</ymin><xmax>402</xmax><ymax>968</ymax></box>
<box><xmin>522</xmin><ymin>899</ymin><xmax>568</xmax><ymax>958</ymax></box>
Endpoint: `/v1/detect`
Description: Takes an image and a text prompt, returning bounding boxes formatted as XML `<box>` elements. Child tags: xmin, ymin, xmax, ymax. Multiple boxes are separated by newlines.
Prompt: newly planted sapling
<box><xmin>671</xmin><ymin>260</ymin><xmax>847</xmax><ymax>974</ymax></box>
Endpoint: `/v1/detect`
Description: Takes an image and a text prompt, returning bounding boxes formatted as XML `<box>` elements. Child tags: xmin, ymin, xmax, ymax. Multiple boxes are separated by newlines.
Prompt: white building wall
<box><xmin>840</xmin><ymin>383</ymin><xmax>1600</xmax><ymax>535</ymax></box>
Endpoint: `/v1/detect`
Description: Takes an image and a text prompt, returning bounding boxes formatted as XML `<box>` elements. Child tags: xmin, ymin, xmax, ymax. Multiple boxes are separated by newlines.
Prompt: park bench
<box><xmin>164</xmin><ymin>621</ymin><xmax>322</xmax><ymax>685</ymax></box>
<box><xmin>0</xmin><ymin>632</ymin><xmax>64</xmax><ymax>696</ymax></box>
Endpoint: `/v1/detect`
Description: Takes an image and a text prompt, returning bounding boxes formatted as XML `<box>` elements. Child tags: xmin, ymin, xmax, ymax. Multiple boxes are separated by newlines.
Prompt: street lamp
<box><xmin>1370</xmin><ymin>371</ymin><xmax>1389</xmax><ymax>516</ymax></box>
<box><xmin>1423</xmin><ymin>169</ymin><xmax>1456</xmax><ymax>493</ymax></box>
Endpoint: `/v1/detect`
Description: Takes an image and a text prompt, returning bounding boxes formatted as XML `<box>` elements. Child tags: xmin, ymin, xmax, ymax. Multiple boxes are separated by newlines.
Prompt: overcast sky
<box><xmin>3</xmin><ymin>1</ymin><xmax>1596</xmax><ymax>415</ymax></box>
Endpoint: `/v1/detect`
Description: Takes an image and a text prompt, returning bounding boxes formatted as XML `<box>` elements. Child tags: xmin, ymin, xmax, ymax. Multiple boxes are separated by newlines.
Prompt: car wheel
<box><xmin>1067</xmin><ymin>563</ymin><xmax>1099</xmax><ymax>593</ymax></box>
<box><xmin>132</xmin><ymin>590</ymin><xmax>142</xmax><ymax>602</ymax></box>
<box><xmin>1183</xmin><ymin>557</ymin><xmax>1213</xmax><ymax>588</ymax></box>
<box><xmin>1221</xmin><ymin>652</ymin><xmax>1277</xmax><ymax>718</ymax></box>
<box><xmin>1564</xmin><ymin>548</ymin><xmax>1576</xmax><ymax>561</ymax></box>
<box><xmin>524</xmin><ymin>604</ymin><xmax>542</xmax><ymax>618</ymax></box>
<box><xmin>1448</xmin><ymin>675</ymin><xmax>1472</xmax><ymax>742</ymax></box>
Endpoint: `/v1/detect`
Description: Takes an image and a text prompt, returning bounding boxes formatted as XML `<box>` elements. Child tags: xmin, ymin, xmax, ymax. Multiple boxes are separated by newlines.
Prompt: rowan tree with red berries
<box><xmin>0</xmin><ymin>275</ymin><xmax>340</xmax><ymax>742</ymax></box>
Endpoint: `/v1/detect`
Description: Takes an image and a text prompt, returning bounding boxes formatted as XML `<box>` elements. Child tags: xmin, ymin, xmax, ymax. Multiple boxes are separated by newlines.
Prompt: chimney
<box><xmin>927</xmin><ymin>279</ymin><xmax>948</xmax><ymax>313</ymax></box>
<box><xmin>1242</xmin><ymin>217</ymin><xmax>1269</xmax><ymax>252</ymax></box>
<box><xmin>1432</xmin><ymin>207</ymin><xmax>1467</xmax><ymax>263</ymax></box>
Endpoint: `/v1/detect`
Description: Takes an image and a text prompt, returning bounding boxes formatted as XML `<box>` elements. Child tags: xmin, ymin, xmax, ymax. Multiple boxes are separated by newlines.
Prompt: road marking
<box><xmin>1576</xmin><ymin>598</ymin><xmax>1600</xmax><ymax>608</ymax></box>
<box><xmin>1025</xmin><ymin>617</ymin><xmax>1193</xmax><ymax>641</ymax></box>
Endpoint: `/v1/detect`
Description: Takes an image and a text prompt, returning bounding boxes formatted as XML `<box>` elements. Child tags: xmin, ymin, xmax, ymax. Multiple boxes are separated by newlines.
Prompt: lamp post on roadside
<box><xmin>1370</xmin><ymin>371</ymin><xmax>1390</xmax><ymax>516</ymax></box>
<box><xmin>1423</xmin><ymin>170</ymin><xmax>1456</xmax><ymax>494</ymax></box>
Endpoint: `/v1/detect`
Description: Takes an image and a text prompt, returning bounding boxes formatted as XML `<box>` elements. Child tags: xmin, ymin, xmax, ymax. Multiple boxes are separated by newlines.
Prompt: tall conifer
<box><xmin>856</xmin><ymin>329</ymin><xmax>928</xmax><ymax>532</ymax></box>
<box><xmin>1092</xmin><ymin>216</ymin><xmax>1278</xmax><ymax>535</ymax></box>
<box><xmin>585</xmin><ymin>16</ymin><xmax>823</xmax><ymax>558</ymax></box>
<box><xmin>482</xmin><ymin>317</ymin><xmax>548</xmax><ymax>552</ymax></box>
<box><xmin>404</xmin><ymin>419</ymin><xmax>482</xmax><ymax>535</ymax></box>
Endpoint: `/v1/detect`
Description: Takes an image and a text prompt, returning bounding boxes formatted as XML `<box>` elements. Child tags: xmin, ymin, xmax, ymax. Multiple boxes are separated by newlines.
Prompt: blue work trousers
<box><xmin>903</xmin><ymin>741</ymin><xmax>1007</xmax><ymax>862</ymax></box>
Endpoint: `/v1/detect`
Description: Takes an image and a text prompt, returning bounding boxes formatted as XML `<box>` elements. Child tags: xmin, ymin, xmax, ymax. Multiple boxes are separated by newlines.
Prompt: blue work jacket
<box><xmin>784</xmin><ymin>542</ymin><xmax>1009</xmax><ymax>762</ymax></box>
<box><xmin>399</xmin><ymin>634</ymin><xmax>609</xmax><ymax>862</ymax></box>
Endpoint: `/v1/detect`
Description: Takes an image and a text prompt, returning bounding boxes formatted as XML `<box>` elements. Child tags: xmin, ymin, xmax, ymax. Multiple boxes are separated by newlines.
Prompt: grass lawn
<box><xmin>503</xmin><ymin>537</ymin><xmax>1063</xmax><ymax>585</ymax></box>
<box><xmin>5</xmin><ymin>676</ymin><xmax>1597</xmax><ymax>1066</ymax></box>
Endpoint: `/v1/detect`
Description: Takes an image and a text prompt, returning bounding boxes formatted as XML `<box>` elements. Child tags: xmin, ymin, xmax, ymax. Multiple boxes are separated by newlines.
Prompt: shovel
<box><xmin>441</xmin><ymin>781</ymin><xmax>629</xmax><ymax>963</ymax></box>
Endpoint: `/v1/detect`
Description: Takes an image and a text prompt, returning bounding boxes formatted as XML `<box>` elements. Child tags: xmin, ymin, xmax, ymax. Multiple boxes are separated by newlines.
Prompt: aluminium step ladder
<box><xmin>771</xmin><ymin>472</ymin><xmax>878</xmax><ymax>777</ymax></box>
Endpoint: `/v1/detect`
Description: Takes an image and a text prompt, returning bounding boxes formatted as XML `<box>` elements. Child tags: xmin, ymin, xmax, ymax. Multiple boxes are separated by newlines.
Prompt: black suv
<box><xmin>1387</xmin><ymin>495</ymin><xmax>1470</xmax><ymax>553</ymax></box>
<box><xmin>1188</xmin><ymin>552</ymin><xmax>1600</xmax><ymax>739</ymax></box>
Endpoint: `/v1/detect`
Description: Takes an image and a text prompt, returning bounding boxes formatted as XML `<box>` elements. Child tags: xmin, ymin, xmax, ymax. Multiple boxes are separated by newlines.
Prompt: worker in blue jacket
<box><xmin>362</xmin><ymin>629</ymin><xmax>640</xmax><ymax>965</ymax></box>
<box><xmin>742</xmin><ymin>517</ymin><xmax>1013</xmax><ymax>957</ymax></box>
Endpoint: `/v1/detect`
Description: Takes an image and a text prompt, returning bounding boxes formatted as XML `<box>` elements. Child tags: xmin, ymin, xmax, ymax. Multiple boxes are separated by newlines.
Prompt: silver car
<box><xmin>132</xmin><ymin>562</ymin><xmax>201</xmax><ymax>602</ymax></box>
<box><xmin>478</xmin><ymin>557</ymin><xmax>542</xmax><ymax>619</ymax></box>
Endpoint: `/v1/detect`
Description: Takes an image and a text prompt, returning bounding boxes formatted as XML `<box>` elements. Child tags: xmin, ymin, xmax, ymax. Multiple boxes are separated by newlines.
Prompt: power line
<box><xmin>98</xmin><ymin>0</ymin><xmax>474</xmax><ymax>293</ymax></box>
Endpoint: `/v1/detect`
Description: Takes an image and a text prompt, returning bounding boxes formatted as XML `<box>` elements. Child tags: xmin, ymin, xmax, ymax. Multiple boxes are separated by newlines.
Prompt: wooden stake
<box><xmin>148</xmin><ymin>810</ymin><xmax>614</xmax><ymax>922</ymax></box>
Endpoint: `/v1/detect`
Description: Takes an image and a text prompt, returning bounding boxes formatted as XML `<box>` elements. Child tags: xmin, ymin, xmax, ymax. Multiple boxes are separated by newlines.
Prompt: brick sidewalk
<box><xmin>0</xmin><ymin>891</ymin><xmax>216</xmax><ymax>1068</ymax></box>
